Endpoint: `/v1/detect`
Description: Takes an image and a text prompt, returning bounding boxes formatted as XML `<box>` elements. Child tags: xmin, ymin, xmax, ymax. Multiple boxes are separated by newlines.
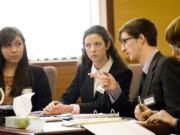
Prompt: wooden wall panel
<box><xmin>33</xmin><ymin>60</ymin><xmax>77</xmax><ymax>100</ymax></box>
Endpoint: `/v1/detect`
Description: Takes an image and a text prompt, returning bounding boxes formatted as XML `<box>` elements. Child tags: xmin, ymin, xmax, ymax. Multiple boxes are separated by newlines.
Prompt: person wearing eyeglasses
<box><xmin>130</xmin><ymin>17</ymin><xmax>180</xmax><ymax>134</ymax></box>
<box><xmin>43</xmin><ymin>25</ymin><xmax>134</xmax><ymax>116</ymax></box>
<box><xmin>109</xmin><ymin>18</ymin><xmax>180</xmax><ymax>121</ymax></box>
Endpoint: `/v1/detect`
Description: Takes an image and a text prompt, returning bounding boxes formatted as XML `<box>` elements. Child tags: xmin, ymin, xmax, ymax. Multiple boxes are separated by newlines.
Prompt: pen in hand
<box><xmin>138</xmin><ymin>96</ymin><xmax>144</xmax><ymax>111</ymax></box>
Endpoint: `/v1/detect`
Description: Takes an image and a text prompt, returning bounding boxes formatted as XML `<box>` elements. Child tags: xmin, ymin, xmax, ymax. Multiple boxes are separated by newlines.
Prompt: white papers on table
<box><xmin>26</xmin><ymin>116</ymin><xmax>63</xmax><ymax>131</ymax></box>
<box><xmin>27</xmin><ymin>119</ymin><xmax>83</xmax><ymax>132</ymax></box>
<box><xmin>83</xmin><ymin>121</ymin><xmax>155</xmax><ymax>135</ymax></box>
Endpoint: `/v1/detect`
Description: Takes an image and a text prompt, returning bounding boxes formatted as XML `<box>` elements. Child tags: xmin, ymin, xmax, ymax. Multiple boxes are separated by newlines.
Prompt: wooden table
<box><xmin>139</xmin><ymin>122</ymin><xmax>170</xmax><ymax>135</ymax></box>
<box><xmin>0</xmin><ymin>121</ymin><xmax>170</xmax><ymax>135</ymax></box>
<box><xmin>0</xmin><ymin>126</ymin><xmax>93</xmax><ymax>135</ymax></box>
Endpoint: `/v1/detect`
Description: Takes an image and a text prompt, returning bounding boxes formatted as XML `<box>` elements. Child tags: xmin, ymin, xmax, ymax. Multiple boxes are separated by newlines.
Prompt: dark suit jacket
<box><xmin>30</xmin><ymin>65</ymin><xmax>52</xmax><ymax>111</ymax></box>
<box><xmin>114</xmin><ymin>52</ymin><xmax>180</xmax><ymax>118</ymax></box>
<box><xmin>0</xmin><ymin>65</ymin><xmax>52</xmax><ymax>111</ymax></box>
<box><xmin>176</xmin><ymin>119</ymin><xmax>180</xmax><ymax>134</ymax></box>
<box><xmin>132</xmin><ymin>52</ymin><xmax>180</xmax><ymax>113</ymax></box>
<box><xmin>60</xmin><ymin>62</ymin><xmax>132</xmax><ymax>115</ymax></box>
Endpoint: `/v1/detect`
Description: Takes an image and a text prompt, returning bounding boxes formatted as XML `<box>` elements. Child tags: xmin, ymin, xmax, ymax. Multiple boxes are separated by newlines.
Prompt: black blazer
<box><xmin>0</xmin><ymin>66</ymin><xmax>52</xmax><ymax>111</ymax></box>
<box><xmin>60</xmin><ymin>62</ymin><xmax>132</xmax><ymax>115</ymax></box>
<box><xmin>114</xmin><ymin>52</ymin><xmax>180</xmax><ymax>118</ymax></box>
<box><xmin>176</xmin><ymin>119</ymin><xmax>180</xmax><ymax>134</ymax></box>
<box><xmin>132</xmin><ymin>52</ymin><xmax>180</xmax><ymax>113</ymax></box>
<box><xmin>0</xmin><ymin>65</ymin><xmax>52</xmax><ymax>111</ymax></box>
<box><xmin>30</xmin><ymin>65</ymin><xmax>52</xmax><ymax>111</ymax></box>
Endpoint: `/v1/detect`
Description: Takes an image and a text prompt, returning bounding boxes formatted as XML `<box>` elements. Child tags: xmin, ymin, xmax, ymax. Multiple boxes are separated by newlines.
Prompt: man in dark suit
<box><xmin>117</xmin><ymin>18</ymin><xmax>180</xmax><ymax>120</ymax></box>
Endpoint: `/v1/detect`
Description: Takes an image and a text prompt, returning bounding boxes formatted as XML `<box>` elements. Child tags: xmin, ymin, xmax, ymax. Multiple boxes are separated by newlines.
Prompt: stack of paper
<box><xmin>83</xmin><ymin>121</ymin><xmax>155</xmax><ymax>135</ymax></box>
<box><xmin>26</xmin><ymin>116</ymin><xmax>63</xmax><ymax>131</ymax></box>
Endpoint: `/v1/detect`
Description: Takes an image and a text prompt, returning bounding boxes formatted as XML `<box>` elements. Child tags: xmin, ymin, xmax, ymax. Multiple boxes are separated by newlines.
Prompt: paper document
<box><xmin>27</xmin><ymin>117</ymin><xmax>83</xmax><ymax>132</ymax></box>
<box><xmin>83</xmin><ymin>121</ymin><xmax>155</xmax><ymax>135</ymax></box>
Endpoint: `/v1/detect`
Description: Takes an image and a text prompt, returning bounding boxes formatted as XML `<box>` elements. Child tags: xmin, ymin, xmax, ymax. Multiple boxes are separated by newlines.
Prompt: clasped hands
<box><xmin>43</xmin><ymin>101</ymin><xmax>73</xmax><ymax>115</ymax></box>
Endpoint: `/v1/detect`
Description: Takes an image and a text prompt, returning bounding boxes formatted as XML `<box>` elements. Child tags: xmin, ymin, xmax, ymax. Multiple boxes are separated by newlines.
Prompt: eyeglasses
<box><xmin>169</xmin><ymin>44</ymin><xmax>180</xmax><ymax>50</ymax></box>
<box><xmin>120</xmin><ymin>37</ymin><xmax>134</xmax><ymax>46</ymax></box>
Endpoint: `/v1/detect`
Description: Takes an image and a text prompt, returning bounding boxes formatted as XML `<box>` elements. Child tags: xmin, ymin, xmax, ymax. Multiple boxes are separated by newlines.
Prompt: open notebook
<box><xmin>72</xmin><ymin>112</ymin><xmax>119</xmax><ymax>119</ymax></box>
<box><xmin>62</xmin><ymin>117</ymin><xmax>122</xmax><ymax>127</ymax></box>
<box><xmin>61</xmin><ymin>111</ymin><xmax>122</xmax><ymax>127</ymax></box>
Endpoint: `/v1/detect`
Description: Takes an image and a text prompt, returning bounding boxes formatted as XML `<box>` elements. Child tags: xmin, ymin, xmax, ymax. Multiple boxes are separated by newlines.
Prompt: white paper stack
<box><xmin>83</xmin><ymin>121</ymin><xmax>155</xmax><ymax>135</ymax></box>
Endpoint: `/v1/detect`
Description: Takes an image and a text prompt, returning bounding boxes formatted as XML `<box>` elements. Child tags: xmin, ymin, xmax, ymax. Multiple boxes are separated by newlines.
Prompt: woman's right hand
<box><xmin>43</xmin><ymin>101</ymin><xmax>73</xmax><ymax>115</ymax></box>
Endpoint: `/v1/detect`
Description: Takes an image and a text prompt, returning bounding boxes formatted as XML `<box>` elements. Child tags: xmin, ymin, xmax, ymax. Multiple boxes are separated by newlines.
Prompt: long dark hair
<box><xmin>0</xmin><ymin>27</ymin><xmax>32</xmax><ymax>97</ymax></box>
<box><xmin>81</xmin><ymin>25</ymin><xmax>126</xmax><ymax>67</ymax></box>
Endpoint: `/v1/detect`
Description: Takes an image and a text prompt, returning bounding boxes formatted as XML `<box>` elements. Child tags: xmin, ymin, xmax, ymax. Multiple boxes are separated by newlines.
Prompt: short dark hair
<box><xmin>81</xmin><ymin>25</ymin><xmax>126</xmax><ymax>67</ymax></box>
<box><xmin>165</xmin><ymin>16</ymin><xmax>180</xmax><ymax>47</ymax></box>
<box><xmin>119</xmin><ymin>18</ymin><xmax>158</xmax><ymax>46</ymax></box>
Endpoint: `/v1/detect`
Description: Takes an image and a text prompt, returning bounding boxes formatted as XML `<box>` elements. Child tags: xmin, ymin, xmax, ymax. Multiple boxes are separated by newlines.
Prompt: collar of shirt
<box><xmin>143</xmin><ymin>49</ymin><xmax>158</xmax><ymax>74</ymax></box>
<box><xmin>91</xmin><ymin>56</ymin><xmax>113</xmax><ymax>74</ymax></box>
<box><xmin>91</xmin><ymin>56</ymin><xmax>113</xmax><ymax>95</ymax></box>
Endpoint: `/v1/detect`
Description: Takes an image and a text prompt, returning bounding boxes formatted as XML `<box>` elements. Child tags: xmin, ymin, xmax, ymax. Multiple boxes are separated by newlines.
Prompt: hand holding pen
<box><xmin>138</xmin><ymin>96</ymin><xmax>144</xmax><ymax>111</ymax></box>
<box><xmin>134</xmin><ymin>96</ymin><xmax>154</xmax><ymax>121</ymax></box>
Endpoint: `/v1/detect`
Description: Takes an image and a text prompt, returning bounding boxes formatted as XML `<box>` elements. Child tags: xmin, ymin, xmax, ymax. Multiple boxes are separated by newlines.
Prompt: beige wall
<box><xmin>113</xmin><ymin>0</ymin><xmax>180</xmax><ymax>61</ymax></box>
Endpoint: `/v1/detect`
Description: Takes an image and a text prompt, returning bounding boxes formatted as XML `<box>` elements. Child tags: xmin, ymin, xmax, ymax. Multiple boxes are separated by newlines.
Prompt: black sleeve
<box><xmin>79</xmin><ymin>92</ymin><xmax>111</xmax><ymax>113</ymax></box>
<box><xmin>31</xmin><ymin>66</ymin><xmax>52</xmax><ymax>111</ymax></box>
<box><xmin>116</xmin><ymin>68</ymin><xmax>132</xmax><ymax>99</ymax></box>
<box><xmin>161</xmin><ymin>58</ymin><xmax>180</xmax><ymax>113</ymax></box>
<box><xmin>110</xmin><ymin>93</ymin><xmax>135</xmax><ymax>117</ymax></box>
<box><xmin>107</xmin><ymin>65</ymin><xmax>134</xmax><ymax>117</ymax></box>
<box><xmin>60</xmin><ymin>65</ymin><xmax>81</xmax><ymax>104</ymax></box>
<box><xmin>176</xmin><ymin>119</ymin><xmax>180</xmax><ymax>134</ymax></box>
